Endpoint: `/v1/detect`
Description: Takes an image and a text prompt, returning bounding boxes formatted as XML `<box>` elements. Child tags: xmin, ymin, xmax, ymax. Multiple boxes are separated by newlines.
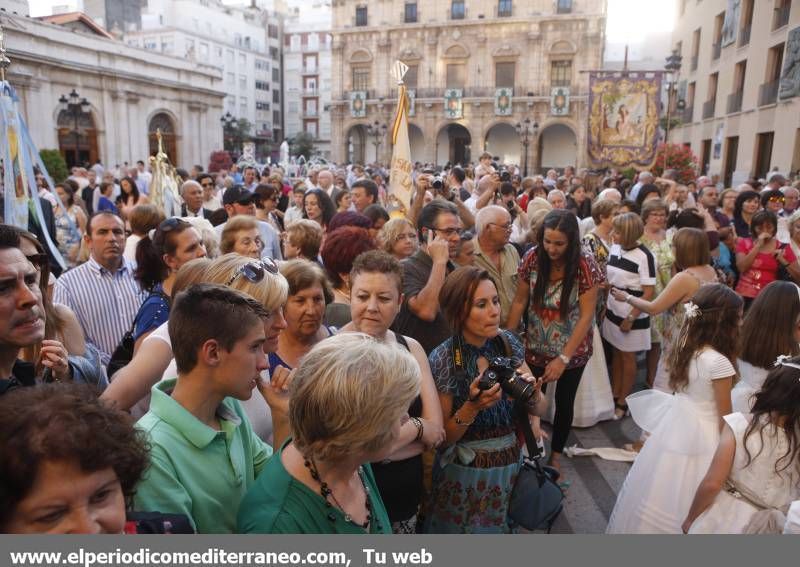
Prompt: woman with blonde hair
<box><xmin>603</xmin><ymin>212</ymin><xmax>656</xmax><ymax>419</ymax></box>
<box><xmin>283</xmin><ymin>219</ymin><xmax>324</xmax><ymax>261</ymax></box>
<box><xmin>100</xmin><ymin>254</ymin><xmax>289</xmax><ymax>442</ymax></box>
<box><xmin>238</xmin><ymin>333</ymin><xmax>421</xmax><ymax>533</ymax></box>
<box><xmin>220</xmin><ymin>216</ymin><xmax>263</xmax><ymax>259</ymax></box>
<box><xmin>377</xmin><ymin>217</ymin><xmax>418</xmax><ymax>261</ymax></box>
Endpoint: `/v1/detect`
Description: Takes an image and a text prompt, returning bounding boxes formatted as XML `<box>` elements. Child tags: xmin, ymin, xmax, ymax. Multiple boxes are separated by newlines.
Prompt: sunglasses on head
<box><xmin>225</xmin><ymin>258</ymin><xmax>279</xmax><ymax>287</ymax></box>
<box><xmin>26</xmin><ymin>253</ymin><xmax>48</xmax><ymax>268</ymax></box>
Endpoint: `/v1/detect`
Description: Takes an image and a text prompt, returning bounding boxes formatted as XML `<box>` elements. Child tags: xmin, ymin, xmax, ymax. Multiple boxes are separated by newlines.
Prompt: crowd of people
<box><xmin>2</xmin><ymin>152</ymin><xmax>800</xmax><ymax>535</ymax></box>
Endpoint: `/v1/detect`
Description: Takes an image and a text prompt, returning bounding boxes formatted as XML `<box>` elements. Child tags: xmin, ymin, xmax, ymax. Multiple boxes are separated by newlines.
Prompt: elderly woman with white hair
<box><xmin>237</xmin><ymin>333</ymin><xmax>421</xmax><ymax>534</ymax></box>
<box><xmin>546</xmin><ymin>189</ymin><xmax>566</xmax><ymax>209</ymax></box>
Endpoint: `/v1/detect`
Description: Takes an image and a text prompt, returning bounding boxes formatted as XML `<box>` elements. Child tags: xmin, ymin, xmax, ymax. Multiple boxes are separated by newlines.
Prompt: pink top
<box><xmin>735</xmin><ymin>238</ymin><xmax>796</xmax><ymax>298</ymax></box>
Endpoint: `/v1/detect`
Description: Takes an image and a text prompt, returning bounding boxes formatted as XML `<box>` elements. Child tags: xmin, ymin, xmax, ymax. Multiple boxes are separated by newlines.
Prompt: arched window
<box><xmin>148</xmin><ymin>112</ymin><xmax>178</xmax><ymax>164</ymax></box>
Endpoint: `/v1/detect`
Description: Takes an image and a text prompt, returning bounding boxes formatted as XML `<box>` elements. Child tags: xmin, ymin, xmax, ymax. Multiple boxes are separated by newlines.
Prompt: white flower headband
<box><xmin>683</xmin><ymin>301</ymin><xmax>701</xmax><ymax>319</ymax></box>
<box><xmin>773</xmin><ymin>354</ymin><xmax>800</xmax><ymax>372</ymax></box>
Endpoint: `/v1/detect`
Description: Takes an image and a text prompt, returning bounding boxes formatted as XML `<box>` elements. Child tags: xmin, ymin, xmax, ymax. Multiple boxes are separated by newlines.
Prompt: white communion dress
<box><xmin>606</xmin><ymin>347</ymin><xmax>735</xmax><ymax>534</ymax></box>
<box><xmin>689</xmin><ymin>412</ymin><xmax>800</xmax><ymax>534</ymax></box>
<box><xmin>544</xmin><ymin>324</ymin><xmax>615</xmax><ymax>427</ymax></box>
<box><xmin>731</xmin><ymin>359</ymin><xmax>768</xmax><ymax>414</ymax></box>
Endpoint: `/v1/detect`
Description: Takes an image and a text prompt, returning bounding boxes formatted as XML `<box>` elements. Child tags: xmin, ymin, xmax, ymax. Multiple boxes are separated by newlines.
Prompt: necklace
<box><xmin>304</xmin><ymin>456</ymin><xmax>379</xmax><ymax>531</ymax></box>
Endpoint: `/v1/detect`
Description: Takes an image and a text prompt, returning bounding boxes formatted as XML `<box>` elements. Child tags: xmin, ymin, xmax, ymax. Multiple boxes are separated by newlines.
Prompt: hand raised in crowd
<box><xmin>40</xmin><ymin>339</ymin><xmax>71</xmax><ymax>382</ymax></box>
<box><xmin>756</xmin><ymin>230</ymin><xmax>772</xmax><ymax>250</ymax></box>
<box><xmin>257</xmin><ymin>363</ymin><xmax>295</xmax><ymax>417</ymax></box>
<box><xmin>426</xmin><ymin>228</ymin><xmax>450</xmax><ymax>265</ymax></box>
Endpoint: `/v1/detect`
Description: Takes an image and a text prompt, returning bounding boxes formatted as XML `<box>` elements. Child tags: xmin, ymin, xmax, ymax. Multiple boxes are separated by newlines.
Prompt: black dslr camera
<box><xmin>477</xmin><ymin>356</ymin><xmax>535</xmax><ymax>403</ymax></box>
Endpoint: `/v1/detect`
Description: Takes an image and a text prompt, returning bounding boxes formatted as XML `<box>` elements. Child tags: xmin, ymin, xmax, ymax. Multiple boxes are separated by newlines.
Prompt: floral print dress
<box><xmin>639</xmin><ymin>232</ymin><xmax>674</xmax><ymax>344</ymax></box>
<box><xmin>425</xmin><ymin>330</ymin><xmax>525</xmax><ymax>534</ymax></box>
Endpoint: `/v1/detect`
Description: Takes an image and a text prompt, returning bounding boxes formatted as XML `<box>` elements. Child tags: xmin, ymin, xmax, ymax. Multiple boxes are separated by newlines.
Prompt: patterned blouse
<box><xmin>428</xmin><ymin>330</ymin><xmax>525</xmax><ymax>431</ymax></box>
<box><xmin>582</xmin><ymin>232</ymin><xmax>611</xmax><ymax>323</ymax></box>
<box><xmin>517</xmin><ymin>247</ymin><xmax>605</xmax><ymax>369</ymax></box>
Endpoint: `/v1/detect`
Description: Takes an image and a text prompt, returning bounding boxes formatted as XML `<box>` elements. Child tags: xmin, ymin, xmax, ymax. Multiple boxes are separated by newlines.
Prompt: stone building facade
<box><xmin>3</xmin><ymin>11</ymin><xmax>224</xmax><ymax>170</ymax></box>
<box><xmin>670</xmin><ymin>0</ymin><xmax>800</xmax><ymax>184</ymax></box>
<box><xmin>329</xmin><ymin>0</ymin><xmax>606</xmax><ymax>171</ymax></box>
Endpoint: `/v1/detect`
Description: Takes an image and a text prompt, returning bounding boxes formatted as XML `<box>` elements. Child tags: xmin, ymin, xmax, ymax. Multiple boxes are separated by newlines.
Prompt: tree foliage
<box><xmin>39</xmin><ymin>149</ymin><xmax>68</xmax><ymax>183</ymax></box>
<box><xmin>290</xmin><ymin>131</ymin><xmax>316</xmax><ymax>160</ymax></box>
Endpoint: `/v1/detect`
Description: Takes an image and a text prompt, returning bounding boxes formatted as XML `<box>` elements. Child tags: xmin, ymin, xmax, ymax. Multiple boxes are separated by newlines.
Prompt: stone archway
<box><xmin>408</xmin><ymin>123</ymin><xmax>426</xmax><ymax>164</ymax></box>
<box><xmin>346</xmin><ymin>124</ymin><xmax>368</xmax><ymax>164</ymax></box>
<box><xmin>58</xmin><ymin>109</ymin><xmax>98</xmax><ymax>168</ymax></box>
<box><xmin>148</xmin><ymin>112</ymin><xmax>178</xmax><ymax>165</ymax></box>
<box><xmin>537</xmin><ymin>123</ymin><xmax>577</xmax><ymax>172</ymax></box>
<box><xmin>484</xmin><ymin>122</ymin><xmax>520</xmax><ymax>165</ymax></box>
<box><xmin>436</xmin><ymin>123</ymin><xmax>472</xmax><ymax>166</ymax></box>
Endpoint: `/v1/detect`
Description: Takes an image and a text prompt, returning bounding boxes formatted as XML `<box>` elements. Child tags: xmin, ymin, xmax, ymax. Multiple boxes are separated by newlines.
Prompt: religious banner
<box><xmin>494</xmin><ymin>88</ymin><xmax>513</xmax><ymax>116</ymax></box>
<box><xmin>444</xmin><ymin>88</ymin><xmax>463</xmax><ymax>119</ymax></box>
<box><xmin>148</xmin><ymin>128</ymin><xmax>183</xmax><ymax>219</ymax></box>
<box><xmin>0</xmin><ymin>80</ymin><xmax>65</xmax><ymax>269</ymax></box>
<box><xmin>587</xmin><ymin>71</ymin><xmax>663</xmax><ymax>168</ymax></box>
<box><xmin>779</xmin><ymin>26</ymin><xmax>800</xmax><ymax>101</ymax></box>
<box><xmin>551</xmin><ymin>86</ymin><xmax>570</xmax><ymax>116</ymax></box>
<box><xmin>407</xmin><ymin>88</ymin><xmax>416</xmax><ymax>117</ymax></box>
<box><xmin>721</xmin><ymin>0</ymin><xmax>741</xmax><ymax>47</ymax></box>
<box><xmin>388</xmin><ymin>61</ymin><xmax>413</xmax><ymax>215</ymax></box>
<box><xmin>349</xmin><ymin>91</ymin><xmax>366</xmax><ymax>117</ymax></box>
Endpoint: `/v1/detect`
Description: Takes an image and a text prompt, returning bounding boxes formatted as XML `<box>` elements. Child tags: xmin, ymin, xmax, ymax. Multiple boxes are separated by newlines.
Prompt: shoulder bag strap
<box><xmin>514</xmin><ymin>400</ymin><xmax>542</xmax><ymax>460</ymax></box>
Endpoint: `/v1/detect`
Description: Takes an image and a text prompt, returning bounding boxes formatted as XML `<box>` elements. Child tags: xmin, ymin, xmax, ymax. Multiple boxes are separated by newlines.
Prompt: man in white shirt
<box><xmin>316</xmin><ymin>169</ymin><xmax>335</xmax><ymax>199</ymax></box>
<box><xmin>136</xmin><ymin>160</ymin><xmax>152</xmax><ymax>195</ymax></box>
<box><xmin>629</xmin><ymin>171</ymin><xmax>653</xmax><ymax>202</ymax></box>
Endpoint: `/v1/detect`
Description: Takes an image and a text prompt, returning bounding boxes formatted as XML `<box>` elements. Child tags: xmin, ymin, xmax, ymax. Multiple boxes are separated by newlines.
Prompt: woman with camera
<box><xmin>425</xmin><ymin>266</ymin><xmax>545</xmax><ymax>533</ymax></box>
<box><xmin>507</xmin><ymin>209</ymin><xmax>604</xmax><ymax>483</ymax></box>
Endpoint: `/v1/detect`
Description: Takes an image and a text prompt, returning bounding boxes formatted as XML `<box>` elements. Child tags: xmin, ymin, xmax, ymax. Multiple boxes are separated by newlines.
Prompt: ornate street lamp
<box><xmin>515</xmin><ymin>117</ymin><xmax>539</xmax><ymax>177</ymax></box>
<box><xmin>366</xmin><ymin>120</ymin><xmax>387</xmax><ymax>164</ymax></box>
<box><xmin>58</xmin><ymin>88</ymin><xmax>92</xmax><ymax>168</ymax></box>
<box><xmin>220</xmin><ymin>112</ymin><xmax>238</xmax><ymax>152</ymax></box>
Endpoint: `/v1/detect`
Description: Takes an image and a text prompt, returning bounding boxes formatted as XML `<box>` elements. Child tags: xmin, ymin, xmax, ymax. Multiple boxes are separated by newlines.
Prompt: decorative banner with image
<box><xmin>587</xmin><ymin>71</ymin><xmax>663</xmax><ymax>168</ymax></box>
<box><xmin>494</xmin><ymin>88</ymin><xmax>513</xmax><ymax>116</ymax></box>
<box><xmin>779</xmin><ymin>26</ymin><xmax>800</xmax><ymax>101</ymax></box>
<box><xmin>349</xmin><ymin>91</ymin><xmax>366</xmax><ymax>117</ymax></box>
<box><xmin>721</xmin><ymin>0</ymin><xmax>741</xmax><ymax>47</ymax></box>
<box><xmin>551</xmin><ymin>86</ymin><xmax>570</xmax><ymax>116</ymax></box>
<box><xmin>444</xmin><ymin>88</ymin><xmax>463</xmax><ymax>119</ymax></box>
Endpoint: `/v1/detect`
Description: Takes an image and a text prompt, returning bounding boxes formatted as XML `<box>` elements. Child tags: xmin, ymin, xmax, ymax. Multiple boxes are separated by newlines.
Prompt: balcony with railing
<box><xmin>682</xmin><ymin>105</ymin><xmax>694</xmax><ymax>123</ymax></box>
<box><xmin>711</xmin><ymin>42</ymin><xmax>721</xmax><ymax>61</ymax></box>
<box><xmin>759</xmin><ymin>79</ymin><xmax>780</xmax><ymax>106</ymax></box>
<box><xmin>302</xmin><ymin>88</ymin><xmax>319</xmax><ymax>96</ymax></box>
<box><xmin>691</xmin><ymin>55</ymin><xmax>698</xmax><ymax>71</ymax></box>
<box><xmin>739</xmin><ymin>24</ymin><xmax>751</xmax><ymax>47</ymax></box>
<box><xmin>773</xmin><ymin>3</ymin><xmax>791</xmax><ymax>30</ymax></box>
<box><xmin>702</xmin><ymin>98</ymin><xmax>716</xmax><ymax>119</ymax></box>
<box><xmin>301</xmin><ymin>66</ymin><xmax>318</xmax><ymax>75</ymax></box>
<box><xmin>301</xmin><ymin>109</ymin><xmax>319</xmax><ymax>118</ymax></box>
<box><xmin>727</xmin><ymin>90</ymin><xmax>743</xmax><ymax>114</ymax></box>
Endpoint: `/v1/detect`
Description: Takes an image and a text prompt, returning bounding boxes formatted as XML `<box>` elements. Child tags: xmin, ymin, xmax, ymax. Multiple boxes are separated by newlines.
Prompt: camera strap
<box><xmin>450</xmin><ymin>332</ymin><xmax>514</xmax><ymax>383</ymax></box>
<box><xmin>514</xmin><ymin>400</ymin><xmax>543</xmax><ymax>461</ymax></box>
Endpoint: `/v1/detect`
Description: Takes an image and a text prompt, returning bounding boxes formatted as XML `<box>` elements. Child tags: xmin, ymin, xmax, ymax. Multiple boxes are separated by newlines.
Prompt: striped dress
<box><xmin>602</xmin><ymin>243</ymin><xmax>657</xmax><ymax>353</ymax></box>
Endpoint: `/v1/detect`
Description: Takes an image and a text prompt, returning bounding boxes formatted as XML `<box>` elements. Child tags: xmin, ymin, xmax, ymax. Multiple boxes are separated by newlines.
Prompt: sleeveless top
<box><xmin>370</xmin><ymin>333</ymin><xmax>424</xmax><ymax>523</ymax></box>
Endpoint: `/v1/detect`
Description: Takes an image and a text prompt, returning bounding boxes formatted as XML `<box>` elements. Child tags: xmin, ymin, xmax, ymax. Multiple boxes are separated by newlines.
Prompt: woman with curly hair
<box><xmin>607</xmin><ymin>283</ymin><xmax>741</xmax><ymax>534</ymax></box>
<box><xmin>0</xmin><ymin>383</ymin><xmax>149</xmax><ymax>533</ymax></box>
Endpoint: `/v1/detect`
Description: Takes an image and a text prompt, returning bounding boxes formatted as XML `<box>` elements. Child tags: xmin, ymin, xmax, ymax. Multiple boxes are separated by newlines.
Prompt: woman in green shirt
<box><xmin>237</xmin><ymin>333</ymin><xmax>421</xmax><ymax>534</ymax></box>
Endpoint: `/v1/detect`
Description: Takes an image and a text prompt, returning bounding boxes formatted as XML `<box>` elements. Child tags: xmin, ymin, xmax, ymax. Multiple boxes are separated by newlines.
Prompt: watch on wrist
<box><xmin>558</xmin><ymin>353</ymin><xmax>570</xmax><ymax>364</ymax></box>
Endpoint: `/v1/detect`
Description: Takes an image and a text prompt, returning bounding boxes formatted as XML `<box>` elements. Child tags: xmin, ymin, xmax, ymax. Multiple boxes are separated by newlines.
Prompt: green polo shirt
<box><xmin>133</xmin><ymin>379</ymin><xmax>272</xmax><ymax>534</ymax></box>
<box><xmin>473</xmin><ymin>239</ymin><xmax>520</xmax><ymax>324</ymax></box>
<box><xmin>237</xmin><ymin>439</ymin><xmax>391</xmax><ymax>534</ymax></box>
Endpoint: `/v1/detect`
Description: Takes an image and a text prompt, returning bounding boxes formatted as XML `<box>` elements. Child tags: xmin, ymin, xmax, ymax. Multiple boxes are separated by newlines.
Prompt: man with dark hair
<box><xmin>197</xmin><ymin>173</ymin><xmax>222</xmax><ymax>211</ymax></box>
<box><xmin>392</xmin><ymin>200</ymin><xmax>461</xmax><ymax>353</ymax></box>
<box><xmin>243</xmin><ymin>166</ymin><xmax>259</xmax><ymax>191</ymax></box>
<box><xmin>351</xmin><ymin>179</ymin><xmax>379</xmax><ymax>213</ymax></box>
<box><xmin>449</xmin><ymin>166</ymin><xmax>469</xmax><ymax>201</ymax></box>
<box><xmin>53</xmin><ymin>212</ymin><xmax>144</xmax><ymax>366</ymax></box>
<box><xmin>134</xmin><ymin>284</ymin><xmax>289</xmax><ymax>533</ymax></box>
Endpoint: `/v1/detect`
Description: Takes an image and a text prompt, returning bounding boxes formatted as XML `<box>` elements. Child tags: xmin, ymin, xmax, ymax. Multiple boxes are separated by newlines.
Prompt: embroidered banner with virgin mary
<box><xmin>587</xmin><ymin>72</ymin><xmax>663</xmax><ymax>169</ymax></box>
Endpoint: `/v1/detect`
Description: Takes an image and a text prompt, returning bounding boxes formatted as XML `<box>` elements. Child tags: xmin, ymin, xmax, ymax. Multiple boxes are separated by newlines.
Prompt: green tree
<box><xmin>39</xmin><ymin>149</ymin><xmax>68</xmax><ymax>183</ymax></box>
<box><xmin>223</xmin><ymin>118</ymin><xmax>254</xmax><ymax>153</ymax></box>
<box><xmin>290</xmin><ymin>131</ymin><xmax>316</xmax><ymax>160</ymax></box>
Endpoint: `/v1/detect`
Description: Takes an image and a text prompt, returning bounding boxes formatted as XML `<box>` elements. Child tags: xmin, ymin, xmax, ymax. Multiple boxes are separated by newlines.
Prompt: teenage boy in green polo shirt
<box><xmin>133</xmin><ymin>284</ymin><xmax>285</xmax><ymax>533</ymax></box>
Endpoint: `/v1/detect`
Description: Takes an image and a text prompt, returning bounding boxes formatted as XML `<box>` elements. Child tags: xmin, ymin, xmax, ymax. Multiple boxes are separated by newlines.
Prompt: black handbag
<box><xmin>507</xmin><ymin>402</ymin><xmax>564</xmax><ymax>532</ymax></box>
<box><xmin>107</xmin><ymin>291</ymin><xmax>167</xmax><ymax>377</ymax></box>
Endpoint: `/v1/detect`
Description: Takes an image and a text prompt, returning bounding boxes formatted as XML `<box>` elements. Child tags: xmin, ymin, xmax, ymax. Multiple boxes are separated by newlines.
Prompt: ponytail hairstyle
<box><xmin>667</xmin><ymin>283</ymin><xmax>742</xmax><ymax>392</ymax></box>
<box><xmin>743</xmin><ymin>355</ymin><xmax>800</xmax><ymax>475</ymax></box>
<box><xmin>135</xmin><ymin>217</ymin><xmax>195</xmax><ymax>292</ymax></box>
<box><xmin>533</xmin><ymin>209</ymin><xmax>581</xmax><ymax>320</ymax></box>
